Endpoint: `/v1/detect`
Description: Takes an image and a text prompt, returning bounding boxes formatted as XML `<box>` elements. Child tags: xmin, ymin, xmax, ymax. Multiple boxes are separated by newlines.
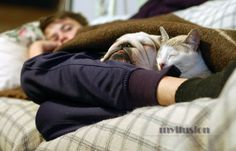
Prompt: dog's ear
<box><xmin>160</xmin><ymin>26</ymin><xmax>169</xmax><ymax>42</ymax></box>
<box><xmin>149</xmin><ymin>35</ymin><xmax>161</xmax><ymax>50</ymax></box>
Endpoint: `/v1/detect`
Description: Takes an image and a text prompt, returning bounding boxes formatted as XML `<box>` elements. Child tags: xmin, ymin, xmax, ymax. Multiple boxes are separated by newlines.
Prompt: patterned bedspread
<box><xmin>1</xmin><ymin>70</ymin><xmax>236</xmax><ymax>151</ymax></box>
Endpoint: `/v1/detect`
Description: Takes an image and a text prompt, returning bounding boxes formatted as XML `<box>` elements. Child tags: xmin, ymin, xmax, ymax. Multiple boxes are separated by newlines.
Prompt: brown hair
<box><xmin>39</xmin><ymin>11</ymin><xmax>89</xmax><ymax>32</ymax></box>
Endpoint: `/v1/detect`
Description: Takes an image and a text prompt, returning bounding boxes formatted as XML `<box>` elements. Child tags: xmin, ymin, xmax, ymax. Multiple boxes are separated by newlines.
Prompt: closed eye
<box><xmin>61</xmin><ymin>24</ymin><xmax>73</xmax><ymax>32</ymax></box>
<box><xmin>168</xmin><ymin>54</ymin><xmax>176</xmax><ymax>59</ymax></box>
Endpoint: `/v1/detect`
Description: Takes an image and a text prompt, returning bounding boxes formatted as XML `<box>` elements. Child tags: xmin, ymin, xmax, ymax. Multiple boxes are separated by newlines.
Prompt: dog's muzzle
<box><xmin>108</xmin><ymin>48</ymin><xmax>132</xmax><ymax>64</ymax></box>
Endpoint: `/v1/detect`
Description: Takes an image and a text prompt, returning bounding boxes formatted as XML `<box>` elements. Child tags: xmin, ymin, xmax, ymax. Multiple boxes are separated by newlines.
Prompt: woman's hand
<box><xmin>28</xmin><ymin>40</ymin><xmax>61</xmax><ymax>58</ymax></box>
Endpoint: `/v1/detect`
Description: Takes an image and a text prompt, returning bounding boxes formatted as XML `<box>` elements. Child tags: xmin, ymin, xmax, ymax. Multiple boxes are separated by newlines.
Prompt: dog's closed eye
<box><xmin>120</xmin><ymin>43</ymin><xmax>133</xmax><ymax>48</ymax></box>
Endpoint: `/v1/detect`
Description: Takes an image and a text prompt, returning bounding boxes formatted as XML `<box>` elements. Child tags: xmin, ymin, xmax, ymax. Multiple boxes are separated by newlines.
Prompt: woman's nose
<box><xmin>58</xmin><ymin>34</ymin><xmax>69</xmax><ymax>44</ymax></box>
<box><xmin>60</xmin><ymin>37</ymin><xmax>68</xmax><ymax>44</ymax></box>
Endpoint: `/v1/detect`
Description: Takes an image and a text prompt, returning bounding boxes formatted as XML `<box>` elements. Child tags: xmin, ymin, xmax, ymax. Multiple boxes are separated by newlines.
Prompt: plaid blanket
<box><xmin>175</xmin><ymin>0</ymin><xmax>236</xmax><ymax>29</ymax></box>
<box><xmin>35</xmin><ymin>70</ymin><xmax>236</xmax><ymax>151</ymax></box>
<box><xmin>0</xmin><ymin>98</ymin><xmax>41</xmax><ymax>151</ymax></box>
<box><xmin>2</xmin><ymin>71</ymin><xmax>236</xmax><ymax>151</ymax></box>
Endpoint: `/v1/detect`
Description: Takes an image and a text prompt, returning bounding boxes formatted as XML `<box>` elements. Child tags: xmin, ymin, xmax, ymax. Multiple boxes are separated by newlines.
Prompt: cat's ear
<box><xmin>160</xmin><ymin>26</ymin><xmax>169</xmax><ymax>42</ymax></box>
<box><xmin>185</xmin><ymin>29</ymin><xmax>200</xmax><ymax>51</ymax></box>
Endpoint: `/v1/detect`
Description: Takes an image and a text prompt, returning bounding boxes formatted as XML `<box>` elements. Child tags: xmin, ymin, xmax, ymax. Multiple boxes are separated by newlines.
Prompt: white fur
<box><xmin>157</xmin><ymin>45</ymin><xmax>211</xmax><ymax>78</ymax></box>
<box><xmin>101</xmin><ymin>27</ymin><xmax>211</xmax><ymax>78</ymax></box>
<box><xmin>157</xmin><ymin>27</ymin><xmax>211</xmax><ymax>78</ymax></box>
<box><xmin>100</xmin><ymin>32</ymin><xmax>161</xmax><ymax>62</ymax></box>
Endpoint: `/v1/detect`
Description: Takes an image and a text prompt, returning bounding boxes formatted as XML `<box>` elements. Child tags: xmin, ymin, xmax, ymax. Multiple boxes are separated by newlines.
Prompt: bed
<box><xmin>1</xmin><ymin>1</ymin><xmax>236</xmax><ymax>151</ymax></box>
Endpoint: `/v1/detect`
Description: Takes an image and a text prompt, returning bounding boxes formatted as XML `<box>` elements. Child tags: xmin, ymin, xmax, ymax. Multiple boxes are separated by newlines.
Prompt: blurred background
<box><xmin>0</xmin><ymin>0</ymin><xmax>147</xmax><ymax>32</ymax></box>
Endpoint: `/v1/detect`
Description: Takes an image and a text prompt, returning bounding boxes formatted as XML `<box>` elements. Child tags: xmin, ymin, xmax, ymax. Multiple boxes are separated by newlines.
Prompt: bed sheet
<box><xmin>1</xmin><ymin>70</ymin><xmax>236</xmax><ymax>151</ymax></box>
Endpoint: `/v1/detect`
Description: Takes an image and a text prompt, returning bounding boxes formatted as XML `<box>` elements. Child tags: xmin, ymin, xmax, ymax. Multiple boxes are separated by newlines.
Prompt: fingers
<box><xmin>42</xmin><ymin>41</ymin><xmax>61</xmax><ymax>52</ymax></box>
<box><xmin>28</xmin><ymin>40</ymin><xmax>61</xmax><ymax>58</ymax></box>
<box><xmin>119</xmin><ymin>32</ymin><xmax>161</xmax><ymax>48</ymax></box>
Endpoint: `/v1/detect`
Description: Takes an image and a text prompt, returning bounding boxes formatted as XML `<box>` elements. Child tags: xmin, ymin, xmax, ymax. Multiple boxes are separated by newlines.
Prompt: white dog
<box><xmin>100</xmin><ymin>31</ymin><xmax>161</xmax><ymax>70</ymax></box>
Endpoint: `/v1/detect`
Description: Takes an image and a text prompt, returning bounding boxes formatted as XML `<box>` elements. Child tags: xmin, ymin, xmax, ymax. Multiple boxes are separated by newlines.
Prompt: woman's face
<box><xmin>44</xmin><ymin>17</ymin><xmax>82</xmax><ymax>44</ymax></box>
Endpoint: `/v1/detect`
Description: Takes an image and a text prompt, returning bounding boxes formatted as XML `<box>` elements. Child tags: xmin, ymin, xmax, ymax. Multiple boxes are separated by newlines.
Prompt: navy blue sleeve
<box><xmin>21</xmin><ymin>51</ymin><xmax>153</xmax><ymax>110</ymax></box>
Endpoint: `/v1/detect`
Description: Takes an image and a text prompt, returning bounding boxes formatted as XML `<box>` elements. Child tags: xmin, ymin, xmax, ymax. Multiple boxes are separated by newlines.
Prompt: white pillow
<box><xmin>174</xmin><ymin>0</ymin><xmax>236</xmax><ymax>29</ymax></box>
<box><xmin>0</xmin><ymin>22</ymin><xmax>44</xmax><ymax>91</ymax></box>
<box><xmin>90</xmin><ymin>15</ymin><xmax>130</xmax><ymax>25</ymax></box>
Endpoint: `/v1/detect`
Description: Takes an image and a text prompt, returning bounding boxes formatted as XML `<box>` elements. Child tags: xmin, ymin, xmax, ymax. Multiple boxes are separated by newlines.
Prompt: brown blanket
<box><xmin>0</xmin><ymin>87</ymin><xmax>28</xmax><ymax>100</ymax></box>
<box><xmin>59</xmin><ymin>14</ymin><xmax>236</xmax><ymax>73</ymax></box>
<box><xmin>1</xmin><ymin>13</ymin><xmax>236</xmax><ymax>100</ymax></box>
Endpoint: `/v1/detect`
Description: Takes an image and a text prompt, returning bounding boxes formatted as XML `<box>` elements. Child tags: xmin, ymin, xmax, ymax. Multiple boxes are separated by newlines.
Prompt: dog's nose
<box><xmin>159</xmin><ymin>63</ymin><xmax>165</xmax><ymax>70</ymax></box>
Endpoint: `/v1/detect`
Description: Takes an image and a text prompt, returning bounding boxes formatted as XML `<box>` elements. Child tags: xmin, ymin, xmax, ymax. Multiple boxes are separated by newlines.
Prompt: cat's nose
<box><xmin>159</xmin><ymin>63</ymin><xmax>165</xmax><ymax>70</ymax></box>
